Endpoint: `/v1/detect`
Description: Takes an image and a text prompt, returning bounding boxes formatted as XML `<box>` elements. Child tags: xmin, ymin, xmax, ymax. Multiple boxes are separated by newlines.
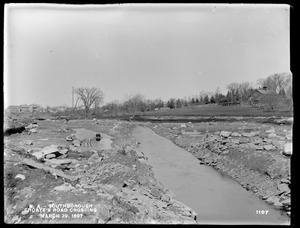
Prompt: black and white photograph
<box><xmin>4</xmin><ymin>3</ymin><xmax>292</xmax><ymax>225</ymax></box>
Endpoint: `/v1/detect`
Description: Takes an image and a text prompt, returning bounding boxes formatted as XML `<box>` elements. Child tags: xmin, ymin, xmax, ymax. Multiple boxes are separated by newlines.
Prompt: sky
<box><xmin>4</xmin><ymin>3</ymin><xmax>290</xmax><ymax>108</ymax></box>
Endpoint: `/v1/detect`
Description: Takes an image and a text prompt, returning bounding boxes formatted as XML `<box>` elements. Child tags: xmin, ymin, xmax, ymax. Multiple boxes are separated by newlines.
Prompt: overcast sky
<box><xmin>4</xmin><ymin>4</ymin><xmax>290</xmax><ymax>108</ymax></box>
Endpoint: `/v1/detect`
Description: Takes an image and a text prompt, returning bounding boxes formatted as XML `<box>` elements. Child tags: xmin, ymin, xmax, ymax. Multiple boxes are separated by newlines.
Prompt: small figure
<box><xmin>95</xmin><ymin>133</ymin><xmax>102</xmax><ymax>141</ymax></box>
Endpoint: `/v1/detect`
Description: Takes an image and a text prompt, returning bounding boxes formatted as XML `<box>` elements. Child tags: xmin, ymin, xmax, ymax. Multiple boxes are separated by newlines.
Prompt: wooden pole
<box><xmin>72</xmin><ymin>86</ymin><xmax>74</xmax><ymax>108</ymax></box>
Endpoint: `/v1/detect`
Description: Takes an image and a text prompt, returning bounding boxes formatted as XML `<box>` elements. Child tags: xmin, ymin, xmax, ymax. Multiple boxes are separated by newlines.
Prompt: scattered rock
<box><xmin>271</xmin><ymin>140</ymin><xmax>285</xmax><ymax>150</ymax></box>
<box><xmin>181</xmin><ymin>124</ymin><xmax>187</xmax><ymax>128</ymax></box>
<box><xmin>220</xmin><ymin>131</ymin><xmax>231</xmax><ymax>138</ymax></box>
<box><xmin>66</xmin><ymin>135</ymin><xmax>74</xmax><ymax>141</ymax></box>
<box><xmin>280</xmin><ymin>178</ymin><xmax>290</xmax><ymax>184</ymax></box>
<box><xmin>286</xmin><ymin>134</ymin><xmax>292</xmax><ymax>141</ymax></box>
<box><xmin>45</xmin><ymin>154</ymin><xmax>56</xmax><ymax>159</ymax></box>
<box><xmin>72</xmin><ymin>139</ymin><xmax>81</xmax><ymax>147</ymax></box>
<box><xmin>22</xmin><ymin>158</ymin><xmax>78</xmax><ymax>181</ymax></box>
<box><xmin>59</xmin><ymin>148</ymin><xmax>69</xmax><ymax>154</ymax></box>
<box><xmin>95</xmin><ymin>203</ymin><xmax>112</xmax><ymax>223</ymax></box>
<box><xmin>26</xmin><ymin>123</ymin><xmax>38</xmax><ymax>129</ymax></box>
<box><xmin>54</xmin><ymin>183</ymin><xmax>75</xmax><ymax>192</ymax></box>
<box><xmin>30</xmin><ymin>129</ymin><xmax>37</xmax><ymax>133</ymax></box>
<box><xmin>268</xmin><ymin>133</ymin><xmax>277</xmax><ymax>138</ymax></box>
<box><xmin>247</xmin><ymin>143</ymin><xmax>257</xmax><ymax>150</ymax></box>
<box><xmin>44</xmin><ymin>158</ymin><xmax>78</xmax><ymax>166</ymax></box>
<box><xmin>277</xmin><ymin>184</ymin><xmax>290</xmax><ymax>195</ymax></box>
<box><xmin>281</xmin><ymin>198</ymin><xmax>291</xmax><ymax>206</ymax></box>
<box><xmin>266</xmin><ymin>129</ymin><xmax>275</xmax><ymax>134</ymax></box>
<box><xmin>241</xmin><ymin>132</ymin><xmax>252</xmax><ymax>137</ymax></box>
<box><xmin>26</xmin><ymin>140</ymin><xmax>33</xmax><ymax>145</ymax></box>
<box><xmin>231</xmin><ymin>132</ymin><xmax>241</xmax><ymax>137</ymax></box>
<box><xmin>263</xmin><ymin>145</ymin><xmax>274</xmax><ymax>151</ymax></box>
<box><xmin>68</xmin><ymin>145</ymin><xmax>78</xmax><ymax>151</ymax></box>
<box><xmin>32</xmin><ymin>144</ymin><xmax>60</xmax><ymax>159</ymax></box>
<box><xmin>252</xmin><ymin>138</ymin><xmax>262</xmax><ymax>145</ymax></box>
<box><xmin>255</xmin><ymin>146</ymin><xmax>264</xmax><ymax>150</ymax></box>
<box><xmin>160</xmin><ymin>194</ymin><xmax>172</xmax><ymax>203</ymax></box>
<box><xmin>265</xmin><ymin>196</ymin><xmax>280</xmax><ymax>205</ymax></box>
<box><xmin>231</xmin><ymin>139</ymin><xmax>240</xmax><ymax>145</ymax></box>
<box><xmin>282</xmin><ymin>143</ymin><xmax>292</xmax><ymax>156</ymax></box>
<box><xmin>88</xmin><ymin>152</ymin><xmax>102</xmax><ymax>164</ymax></box>
<box><xmin>15</xmin><ymin>174</ymin><xmax>25</xmax><ymax>180</ymax></box>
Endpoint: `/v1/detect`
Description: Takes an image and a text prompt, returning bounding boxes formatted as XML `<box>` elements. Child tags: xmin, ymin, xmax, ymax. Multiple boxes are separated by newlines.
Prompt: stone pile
<box><xmin>25</xmin><ymin>123</ymin><xmax>39</xmax><ymax>134</ymax></box>
<box><xmin>65</xmin><ymin>134</ymin><xmax>83</xmax><ymax>150</ymax></box>
<box><xmin>183</xmin><ymin>129</ymin><xmax>291</xmax><ymax>214</ymax></box>
<box><xmin>186</xmin><ymin>129</ymin><xmax>292</xmax><ymax>157</ymax></box>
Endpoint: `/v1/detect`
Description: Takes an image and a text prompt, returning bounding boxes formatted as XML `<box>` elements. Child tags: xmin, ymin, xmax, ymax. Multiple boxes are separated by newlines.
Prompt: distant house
<box><xmin>249</xmin><ymin>87</ymin><xmax>277</xmax><ymax>105</ymax></box>
<box><xmin>19</xmin><ymin>105</ymin><xmax>30</xmax><ymax>112</ymax></box>
<box><xmin>6</xmin><ymin>105</ymin><xmax>21</xmax><ymax>113</ymax></box>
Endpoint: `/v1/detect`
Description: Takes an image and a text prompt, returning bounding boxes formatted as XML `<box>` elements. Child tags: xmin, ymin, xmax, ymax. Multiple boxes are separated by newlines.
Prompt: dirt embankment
<box><xmin>148</xmin><ymin>121</ymin><xmax>292</xmax><ymax>217</ymax></box>
<box><xmin>4</xmin><ymin>119</ymin><xmax>197</xmax><ymax>224</ymax></box>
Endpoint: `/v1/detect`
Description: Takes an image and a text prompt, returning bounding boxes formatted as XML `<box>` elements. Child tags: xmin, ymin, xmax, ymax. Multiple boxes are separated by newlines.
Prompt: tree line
<box><xmin>48</xmin><ymin>71</ymin><xmax>292</xmax><ymax>117</ymax></box>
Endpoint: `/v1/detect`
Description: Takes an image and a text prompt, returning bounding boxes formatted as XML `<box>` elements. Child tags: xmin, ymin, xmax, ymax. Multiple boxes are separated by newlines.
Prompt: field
<box><xmin>142</xmin><ymin>104</ymin><xmax>293</xmax><ymax>117</ymax></box>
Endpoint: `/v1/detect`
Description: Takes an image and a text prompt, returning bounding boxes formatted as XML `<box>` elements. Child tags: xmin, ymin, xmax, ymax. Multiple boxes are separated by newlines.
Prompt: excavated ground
<box><xmin>4</xmin><ymin>118</ymin><xmax>197</xmax><ymax>224</ymax></box>
<box><xmin>3</xmin><ymin>115</ymin><xmax>292</xmax><ymax>224</ymax></box>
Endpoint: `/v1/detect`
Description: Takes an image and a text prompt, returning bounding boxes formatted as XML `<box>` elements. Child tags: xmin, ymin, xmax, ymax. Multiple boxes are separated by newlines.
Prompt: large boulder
<box><xmin>32</xmin><ymin>145</ymin><xmax>60</xmax><ymax>159</ymax></box>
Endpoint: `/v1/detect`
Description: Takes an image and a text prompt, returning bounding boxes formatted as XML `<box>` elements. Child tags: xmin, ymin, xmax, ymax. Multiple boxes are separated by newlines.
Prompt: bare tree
<box><xmin>238</xmin><ymin>81</ymin><xmax>253</xmax><ymax>102</ymax></box>
<box><xmin>123</xmin><ymin>94</ymin><xmax>145</xmax><ymax>115</ymax></box>
<box><xmin>257</xmin><ymin>72</ymin><xmax>292</xmax><ymax>94</ymax></box>
<box><xmin>75</xmin><ymin>87</ymin><xmax>104</xmax><ymax>114</ymax></box>
<box><xmin>227</xmin><ymin>82</ymin><xmax>239</xmax><ymax>103</ymax></box>
<box><xmin>260</xmin><ymin>94</ymin><xmax>283</xmax><ymax>110</ymax></box>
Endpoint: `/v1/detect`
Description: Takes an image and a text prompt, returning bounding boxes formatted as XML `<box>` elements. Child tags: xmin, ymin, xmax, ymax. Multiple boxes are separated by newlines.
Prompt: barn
<box><xmin>249</xmin><ymin>87</ymin><xmax>276</xmax><ymax>105</ymax></box>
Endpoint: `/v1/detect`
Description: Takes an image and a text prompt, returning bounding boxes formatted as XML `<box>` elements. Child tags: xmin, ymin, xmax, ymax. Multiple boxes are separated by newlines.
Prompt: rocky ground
<box><xmin>4</xmin><ymin>118</ymin><xmax>197</xmax><ymax>224</ymax></box>
<box><xmin>148</xmin><ymin>120</ymin><xmax>292</xmax><ymax>217</ymax></box>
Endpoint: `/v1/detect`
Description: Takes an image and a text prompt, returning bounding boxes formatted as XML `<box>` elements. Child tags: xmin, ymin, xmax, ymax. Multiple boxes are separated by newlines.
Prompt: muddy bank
<box><xmin>133</xmin><ymin>125</ymin><xmax>289</xmax><ymax>225</ymax></box>
<box><xmin>147</xmin><ymin>121</ymin><xmax>292</xmax><ymax>220</ymax></box>
<box><xmin>4</xmin><ymin>119</ymin><xmax>197</xmax><ymax>224</ymax></box>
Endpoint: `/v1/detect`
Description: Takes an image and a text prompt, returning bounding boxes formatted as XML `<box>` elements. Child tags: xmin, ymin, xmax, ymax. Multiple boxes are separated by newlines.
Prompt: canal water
<box><xmin>133</xmin><ymin>125</ymin><xmax>289</xmax><ymax>225</ymax></box>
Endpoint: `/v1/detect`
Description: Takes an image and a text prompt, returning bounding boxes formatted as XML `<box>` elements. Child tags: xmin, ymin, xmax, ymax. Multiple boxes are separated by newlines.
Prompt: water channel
<box><xmin>133</xmin><ymin>125</ymin><xmax>289</xmax><ymax>225</ymax></box>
